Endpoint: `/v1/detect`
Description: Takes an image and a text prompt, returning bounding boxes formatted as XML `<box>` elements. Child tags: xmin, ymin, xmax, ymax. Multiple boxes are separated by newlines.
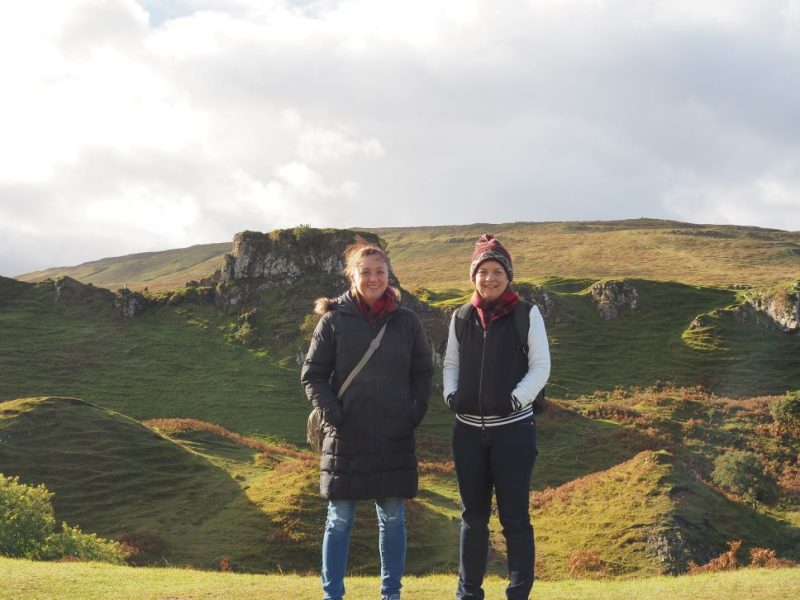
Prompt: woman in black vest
<box><xmin>302</xmin><ymin>242</ymin><xmax>433</xmax><ymax>600</ymax></box>
<box><xmin>443</xmin><ymin>234</ymin><xmax>551</xmax><ymax>600</ymax></box>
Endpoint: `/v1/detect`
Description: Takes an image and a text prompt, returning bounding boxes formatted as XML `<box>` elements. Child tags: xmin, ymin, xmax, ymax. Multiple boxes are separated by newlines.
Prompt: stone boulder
<box><xmin>589</xmin><ymin>280</ymin><xmax>640</xmax><ymax>320</ymax></box>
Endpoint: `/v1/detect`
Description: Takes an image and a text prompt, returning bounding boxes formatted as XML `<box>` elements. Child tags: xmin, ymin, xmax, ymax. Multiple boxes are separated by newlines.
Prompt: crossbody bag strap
<box><xmin>337</xmin><ymin>322</ymin><xmax>388</xmax><ymax>399</ymax></box>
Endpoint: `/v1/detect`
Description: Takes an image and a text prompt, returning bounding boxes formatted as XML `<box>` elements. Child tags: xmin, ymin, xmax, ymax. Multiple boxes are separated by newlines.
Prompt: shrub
<box><xmin>568</xmin><ymin>549</ymin><xmax>606</xmax><ymax>578</ymax></box>
<box><xmin>711</xmin><ymin>450</ymin><xmax>777</xmax><ymax>506</ymax></box>
<box><xmin>770</xmin><ymin>391</ymin><xmax>800</xmax><ymax>426</ymax></box>
<box><xmin>750</xmin><ymin>547</ymin><xmax>797</xmax><ymax>568</ymax></box>
<box><xmin>688</xmin><ymin>540</ymin><xmax>741</xmax><ymax>574</ymax></box>
<box><xmin>0</xmin><ymin>473</ymin><xmax>128</xmax><ymax>563</ymax></box>
<box><xmin>219</xmin><ymin>555</ymin><xmax>231</xmax><ymax>572</ymax></box>
<box><xmin>0</xmin><ymin>474</ymin><xmax>55</xmax><ymax>559</ymax></box>
<box><xmin>42</xmin><ymin>523</ymin><xmax>129</xmax><ymax>564</ymax></box>
<box><xmin>117</xmin><ymin>531</ymin><xmax>166</xmax><ymax>565</ymax></box>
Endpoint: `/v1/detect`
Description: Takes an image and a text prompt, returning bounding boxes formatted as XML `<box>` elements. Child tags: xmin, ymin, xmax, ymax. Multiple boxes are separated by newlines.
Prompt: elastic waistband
<box><xmin>455</xmin><ymin>406</ymin><xmax>534</xmax><ymax>428</ymax></box>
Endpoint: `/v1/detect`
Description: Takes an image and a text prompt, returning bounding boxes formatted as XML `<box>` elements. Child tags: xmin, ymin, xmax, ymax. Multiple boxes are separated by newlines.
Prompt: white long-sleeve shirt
<box><xmin>442</xmin><ymin>304</ymin><xmax>551</xmax><ymax>426</ymax></box>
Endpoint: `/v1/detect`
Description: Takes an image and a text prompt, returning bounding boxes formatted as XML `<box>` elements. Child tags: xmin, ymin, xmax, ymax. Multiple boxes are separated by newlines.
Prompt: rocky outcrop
<box><xmin>745</xmin><ymin>282</ymin><xmax>800</xmax><ymax>333</ymax></box>
<box><xmin>589</xmin><ymin>280</ymin><xmax>640</xmax><ymax>320</ymax></box>
<box><xmin>516</xmin><ymin>283</ymin><xmax>555</xmax><ymax>319</ymax></box>
<box><xmin>646</xmin><ymin>526</ymin><xmax>693</xmax><ymax>575</ymax></box>
<box><xmin>50</xmin><ymin>276</ymin><xmax>151</xmax><ymax>318</ymax></box>
<box><xmin>113</xmin><ymin>289</ymin><xmax>151</xmax><ymax>318</ymax></box>
<box><xmin>53</xmin><ymin>276</ymin><xmax>112</xmax><ymax>305</ymax></box>
<box><xmin>215</xmin><ymin>228</ymin><xmax>386</xmax><ymax>310</ymax></box>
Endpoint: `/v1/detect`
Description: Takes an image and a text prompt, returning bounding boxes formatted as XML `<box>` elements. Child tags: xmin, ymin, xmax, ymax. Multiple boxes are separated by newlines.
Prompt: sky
<box><xmin>2</xmin><ymin>0</ymin><xmax>800</xmax><ymax>276</ymax></box>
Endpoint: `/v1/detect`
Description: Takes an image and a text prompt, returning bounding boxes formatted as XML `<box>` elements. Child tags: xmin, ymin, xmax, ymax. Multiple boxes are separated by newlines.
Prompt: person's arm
<box><xmin>511</xmin><ymin>305</ymin><xmax>551</xmax><ymax>408</ymax></box>
<box><xmin>442</xmin><ymin>311</ymin><xmax>460</xmax><ymax>410</ymax></box>
<box><xmin>300</xmin><ymin>312</ymin><xmax>343</xmax><ymax>426</ymax></box>
<box><xmin>409</xmin><ymin>313</ymin><xmax>434</xmax><ymax>426</ymax></box>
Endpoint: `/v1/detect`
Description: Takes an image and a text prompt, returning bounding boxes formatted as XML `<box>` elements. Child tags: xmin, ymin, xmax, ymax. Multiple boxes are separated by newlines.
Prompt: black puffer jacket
<box><xmin>301</xmin><ymin>291</ymin><xmax>434</xmax><ymax>500</ymax></box>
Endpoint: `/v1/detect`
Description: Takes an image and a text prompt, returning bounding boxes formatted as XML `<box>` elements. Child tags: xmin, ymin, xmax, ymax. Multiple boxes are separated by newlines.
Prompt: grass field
<box><xmin>15</xmin><ymin>219</ymin><xmax>800</xmax><ymax>292</ymax></box>
<box><xmin>16</xmin><ymin>242</ymin><xmax>231</xmax><ymax>292</ymax></box>
<box><xmin>2</xmin><ymin>557</ymin><xmax>799</xmax><ymax>600</ymax></box>
<box><xmin>373</xmin><ymin>219</ymin><xmax>800</xmax><ymax>290</ymax></box>
<box><xmin>3</xmin><ymin>393</ymin><xmax>797</xmax><ymax>577</ymax></box>
<box><xmin>3</xmin><ymin>223</ymin><xmax>799</xmax><ymax>588</ymax></box>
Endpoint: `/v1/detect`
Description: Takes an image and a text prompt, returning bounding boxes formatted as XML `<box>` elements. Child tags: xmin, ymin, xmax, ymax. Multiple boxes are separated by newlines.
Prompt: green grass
<box><xmin>0</xmin><ymin>399</ymin><xmax>461</xmax><ymax>574</ymax></box>
<box><xmin>2</xmin><ymin>557</ymin><xmax>799</xmax><ymax>600</ymax></box>
<box><xmin>532</xmin><ymin>449</ymin><xmax>800</xmax><ymax>579</ymax></box>
<box><xmin>0</xmin><ymin>277</ymin><xmax>306</xmax><ymax>441</ymax></box>
<box><xmin>15</xmin><ymin>219</ymin><xmax>800</xmax><ymax>293</ymax></box>
<box><xmin>3</xmin><ymin>224</ymin><xmax>800</xmax><ymax>583</ymax></box>
<box><xmin>16</xmin><ymin>242</ymin><xmax>231</xmax><ymax>292</ymax></box>
<box><xmin>373</xmin><ymin>219</ymin><xmax>800</xmax><ymax>290</ymax></box>
<box><xmin>0</xmin><ymin>397</ymin><xmax>273</xmax><ymax>571</ymax></box>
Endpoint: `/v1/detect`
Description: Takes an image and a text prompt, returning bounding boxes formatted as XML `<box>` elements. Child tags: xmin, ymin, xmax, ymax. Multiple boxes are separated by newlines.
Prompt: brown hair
<box><xmin>342</xmin><ymin>242</ymin><xmax>390</xmax><ymax>280</ymax></box>
<box><xmin>313</xmin><ymin>242</ymin><xmax>397</xmax><ymax>315</ymax></box>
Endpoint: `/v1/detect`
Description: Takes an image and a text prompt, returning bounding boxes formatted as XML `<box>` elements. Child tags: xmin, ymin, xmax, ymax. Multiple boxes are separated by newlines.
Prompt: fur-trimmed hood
<box><xmin>313</xmin><ymin>288</ymin><xmax>401</xmax><ymax>315</ymax></box>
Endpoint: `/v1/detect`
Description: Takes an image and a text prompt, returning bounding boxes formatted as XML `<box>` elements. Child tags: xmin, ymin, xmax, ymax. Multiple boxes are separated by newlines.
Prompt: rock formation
<box><xmin>744</xmin><ymin>282</ymin><xmax>800</xmax><ymax>333</ymax></box>
<box><xmin>516</xmin><ymin>283</ymin><xmax>555</xmax><ymax>319</ymax></box>
<box><xmin>589</xmin><ymin>280</ymin><xmax>640</xmax><ymax>320</ymax></box>
<box><xmin>53</xmin><ymin>276</ymin><xmax>111</xmax><ymax>305</ymax></box>
<box><xmin>113</xmin><ymin>288</ymin><xmax>151</xmax><ymax>318</ymax></box>
<box><xmin>215</xmin><ymin>228</ymin><xmax>385</xmax><ymax>310</ymax></box>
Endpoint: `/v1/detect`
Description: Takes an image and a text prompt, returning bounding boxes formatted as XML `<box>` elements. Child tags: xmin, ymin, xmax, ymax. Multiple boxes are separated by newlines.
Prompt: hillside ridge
<box><xmin>15</xmin><ymin>218</ymin><xmax>800</xmax><ymax>291</ymax></box>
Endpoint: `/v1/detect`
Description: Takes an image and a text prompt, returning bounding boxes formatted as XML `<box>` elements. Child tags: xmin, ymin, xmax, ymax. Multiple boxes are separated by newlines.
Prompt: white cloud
<box><xmin>3</xmin><ymin>0</ymin><xmax>800</xmax><ymax>276</ymax></box>
<box><xmin>664</xmin><ymin>175</ymin><xmax>800</xmax><ymax>229</ymax></box>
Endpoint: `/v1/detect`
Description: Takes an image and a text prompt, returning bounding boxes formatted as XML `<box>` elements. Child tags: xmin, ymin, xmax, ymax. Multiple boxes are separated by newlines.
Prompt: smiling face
<box><xmin>473</xmin><ymin>259</ymin><xmax>509</xmax><ymax>302</ymax></box>
<box><xmin>351</xmin><ymin>253</ymin><xmax>389</xmax><ymax>307</ymax></box>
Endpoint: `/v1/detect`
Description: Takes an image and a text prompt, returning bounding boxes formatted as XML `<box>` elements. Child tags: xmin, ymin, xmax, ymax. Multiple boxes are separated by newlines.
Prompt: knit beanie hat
<box><xmin>469</xmin><ymin>234</ymin><xmax>513</xmax><ymax>281</ymax></box>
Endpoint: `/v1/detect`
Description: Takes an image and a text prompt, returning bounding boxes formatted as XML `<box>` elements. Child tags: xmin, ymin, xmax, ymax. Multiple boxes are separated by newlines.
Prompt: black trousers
<box><xmin>452</xmin><ymin>418</ymin><xmax>538</xmax><ymax>600</ymax></box>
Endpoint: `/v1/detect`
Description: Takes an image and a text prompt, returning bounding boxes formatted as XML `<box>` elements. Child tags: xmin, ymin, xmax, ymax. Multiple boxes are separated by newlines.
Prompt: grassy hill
<box><xmin>16</xmin><ymin>242</ymin><xmax>231</xmax><ymax>292</ymax></box>
<box><xmin>0</xmin><ymin>276</ymin><xmax>307</xmax><ymax>440</ymax></box>
<box><xmin>3</xmin><ymin>557</ymin><xmax>800</xmax><ymax>600</ymax></box>
<box><xmin>0</xmin><ymin>397</ymin><xmax>273</xmax><ymax>570</ymax></box>
<box><xmin>2</xmin><ymin>391</ymin><xmax>797</xmax><ymax>577</ymax></box>
<box><xmin>0</xmin><ymin>398</ymin><xmax>459</xmax><ymax>574</ymax></box>
<box><xmin>373</xmin><ymin>219</ymin><xmax>800</xmax><ymax>291</ymax></box>
<box><xmin>3</xmin><ymin>271</ymin><xmax>800</xmax><ymax>406</ymax></box>
<box><xmin>15</xmin><ymin>219</ymin><xmax>800</xmax><ymax>292</ymax></box>
<box><xmin>2</xmin><ymin>224</ymin><xmax>799</xmax><ymax>582</ymax></box>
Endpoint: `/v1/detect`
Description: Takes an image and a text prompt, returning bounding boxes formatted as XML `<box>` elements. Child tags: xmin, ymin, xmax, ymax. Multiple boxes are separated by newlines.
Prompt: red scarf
<box><xmin>353</xmin><ymin>287</ymin><xmax>399</xmax><ymax>324</ymax></box>
<box><xmin>471</xmin><ymin>286</ymin><xmax>519</xmax><ymax>331</ymax></box>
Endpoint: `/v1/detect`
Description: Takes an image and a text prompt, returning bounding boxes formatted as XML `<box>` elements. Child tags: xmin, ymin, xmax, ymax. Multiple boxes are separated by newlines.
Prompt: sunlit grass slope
<box><xmin>373</xmin><ymin>219</ymin><xmax>800</xmax><ymax>290</ymax></box>
<box><xmin>148</xmin><ymin>418</ymin><xmax>461</xmax><ymax>575</ymax></box>
<box><xmin>2</xmin><ymin>557</ymin><xmax>799</xmax><ymax>600</ymax></box>
<box><xmin>532</xmin><ymin>450</ymin><xmax>799</xmax><ymax>580</ymax></box>
<box><xmin>0</xmin><ymin>397</ymin><xmax>273</xmax><ymax>570</ymax></box>
<box><xmin>16</xmin><ymin>242</ymin><xmax>231</xmax><ymax>292</ymax></box>
<box><xmin>0</xmin><ymin>403</ymin><xmax>461</xmax><ymax>574</ymax></box>
<box><xmin>0</xmin><ymin>277</ymin><xmax>307</xmax><ymax>441</ymax></box>
<box><xmin>4</xmin><ymin>272</ymin><xmax>800</xmax><ymax>413</ymax></box>
<box><xmin>532</xmin><ymin>279</ymin><xmax>800</xmax><ymax>398</ymax></box>
<box><xmin>15</xmin><ymin>219</ymin><xmax>800</xmax><ymax>293</ymax></box>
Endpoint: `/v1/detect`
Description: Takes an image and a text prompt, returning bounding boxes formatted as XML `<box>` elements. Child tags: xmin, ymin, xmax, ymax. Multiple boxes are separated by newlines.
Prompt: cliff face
<box><xmin>745</xmin><ymin>282</ymin><xmax>800</xmax><ymax>334</ymax></box>
<box><xmin>216</xmin><ymin>228</ymin><xmax>387</xmax><ymax>310</ymax></box>
<box><xmin>590</xmin><ymin>280</ymin><xmax>640</xmax><ymax>320</ymax></box>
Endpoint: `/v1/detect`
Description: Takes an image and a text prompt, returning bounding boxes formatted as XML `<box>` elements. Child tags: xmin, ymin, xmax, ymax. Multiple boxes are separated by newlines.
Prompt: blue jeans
<box><xmin>322</xmin><ymin>497</ymin><xmax>407</xmax><ymax>600</ymax></box>
<box><xmin>453</xmin><ymin>419</ymin><xmax>538</xmax><ymax>600</ymax></box>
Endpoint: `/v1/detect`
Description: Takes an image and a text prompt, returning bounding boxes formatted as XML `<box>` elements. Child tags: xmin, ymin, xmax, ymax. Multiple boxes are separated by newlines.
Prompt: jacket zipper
<box><xmin>477</xmin><ymin>318</ymin><xmax>490</xmax><ymax>434</ymax></box>
<box><xmin>374</xmin><ymin>320</ymin><xmax>382</xmax><ymax>497</ymax></box>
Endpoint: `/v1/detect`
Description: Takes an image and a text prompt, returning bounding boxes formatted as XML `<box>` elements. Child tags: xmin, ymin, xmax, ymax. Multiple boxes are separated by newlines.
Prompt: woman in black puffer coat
<box><xmin>301</xmin><ymin>242</ymin><xmax>433</xmax><ymax>600</ymax></box>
